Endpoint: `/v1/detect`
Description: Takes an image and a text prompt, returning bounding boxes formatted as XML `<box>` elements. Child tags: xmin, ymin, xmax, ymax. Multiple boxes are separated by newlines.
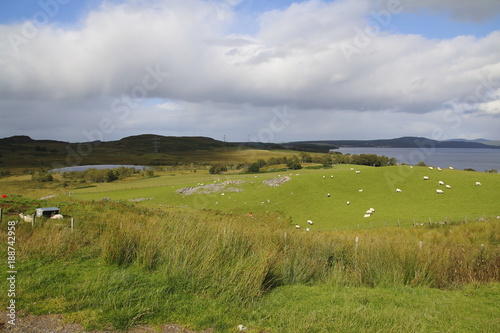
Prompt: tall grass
<box><xmin>3</xmin><ymin>200</ymin><xmax>499</xmax><ymax>330</ymax></box>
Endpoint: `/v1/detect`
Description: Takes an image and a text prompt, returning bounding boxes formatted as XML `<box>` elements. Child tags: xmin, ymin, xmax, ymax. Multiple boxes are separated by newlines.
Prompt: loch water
<box><xmin>335</xmin><ymin>147</ymin><xmax>500</xmax><ymax>171</ymax></box>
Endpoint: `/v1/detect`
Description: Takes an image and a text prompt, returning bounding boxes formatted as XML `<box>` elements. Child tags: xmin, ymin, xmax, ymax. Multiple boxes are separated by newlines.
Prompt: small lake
<box><xmin>334</xmin><ymin>147</ymin><xmax>500</xmax><ymax>171</ymax></box>
<box><xmin>50</xmin><ymin>164</ymin><xmax>147</xmax><ymax>172</ymax></box>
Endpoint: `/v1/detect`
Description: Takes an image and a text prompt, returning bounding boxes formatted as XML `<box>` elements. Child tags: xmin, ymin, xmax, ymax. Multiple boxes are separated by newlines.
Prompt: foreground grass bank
<box><xmin>1</xmin><ymin>197</ymin><xmax>499</xmax><ymax>332</ymax></box>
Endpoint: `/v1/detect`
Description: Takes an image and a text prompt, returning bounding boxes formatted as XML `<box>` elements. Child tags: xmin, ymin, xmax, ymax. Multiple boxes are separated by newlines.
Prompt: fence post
<box><xmin>32</xmin><ymin>215</ymin><xmax>35</xmax><ymax>228</ymax></box>
<box><xmin>284</xmin><ymin>231</ymin><xmax>287</xmax><ymax>241</ymax></box>
<box><xmin>355</xmin><ymin>236</ymin><xmax>359</xmax><ymax>250</ymax></box>
<box><xmin>0</xmin><ymin>208</ymin><xmax>2</xmax><ymax>222</ymax></box>
<box><xmin>398</xmin><ymin>219</ymin><xmax>400</xmax><ymax>227</ymax></box>
<box><xmin>418</xmin><ymin>241</ymin><xmax>423</xmax><ymax>249</ymax></box>
<box><xmin>71</xmin><ymin>218</ymin><xmax>74</xmax><ymax>233</ymax></box>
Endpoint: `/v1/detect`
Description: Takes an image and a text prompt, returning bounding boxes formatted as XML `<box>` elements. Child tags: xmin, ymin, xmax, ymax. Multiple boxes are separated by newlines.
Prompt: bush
<box><xmin>32</xmin><ymin>171</ymin><xmax>53</xmax><ymax>182</ymax></box>
<box><xmin>209</xmin><ymin>163</ymin><xmax>227</xmax><ymax>174</ymax></box>
<box><xmin>247</xmin><ymin>163</ymin><xmax>260</xmax><ymax>173</ymax></box>
<box><xmin>287</xmin><ymin>156</ymin><xmax>302</xmax><ymax>170</ymax></box>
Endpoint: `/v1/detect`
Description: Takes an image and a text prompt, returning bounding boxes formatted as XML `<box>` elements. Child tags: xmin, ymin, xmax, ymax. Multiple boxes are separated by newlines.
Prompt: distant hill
<box><xmin>286</xmin><ymin>137</ymin><xmax>500</xmax><ymax>151</ymax></box>
<box><xmin>446</xmin><ymin>138</ymin><xmax>500</xmax><ymax>146</ymax></box>
<box><xmin>0</xmin><ymin>134</ymin><xmax>235</xmax><ymax>168</ymax></box>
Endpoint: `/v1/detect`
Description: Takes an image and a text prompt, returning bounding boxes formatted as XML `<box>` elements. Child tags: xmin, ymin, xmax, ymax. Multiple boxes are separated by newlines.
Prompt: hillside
<box><xmin>0</xmin><ymin>134</ymin><xmax>241</xmax><ymax>168</ymax></box>
<box><xmin>289</xmin><ymin>136</ymin><xmax>500</xmax><ymax>150</ymax></box>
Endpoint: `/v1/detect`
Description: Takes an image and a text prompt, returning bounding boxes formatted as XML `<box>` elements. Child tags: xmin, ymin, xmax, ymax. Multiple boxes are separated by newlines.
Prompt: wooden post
<box><xmin>71</xmin><ymin>218</ymin><xmax>74</xmax><ymax>233</ymax></box>
<box><xmin>355</xmin><ymin>236</ymin><xmax>359</xmax><ymax>250</ymax></box>
<box><xmin>418</xmin><ymin>241</ymin><xmax>423</xmax><ymax>249</ymax></box>
<box><xmin>0</xmin><ymin>208</ymin><xmax>2</xmax><ymax>222</ymax></box>
<box><xmin>32</xmin><ymin>214</ymin><xmax>35</xmax><ymax>228</ymax></box>
<box><xmin>398</xmin><ymin>219</ymin><xmax>400</xmax><ymax>227</ymax></box>
<box><xmin>284</xmin><ymin>231</ymin><xmax>287</xmax><ymax>241</ymax></box>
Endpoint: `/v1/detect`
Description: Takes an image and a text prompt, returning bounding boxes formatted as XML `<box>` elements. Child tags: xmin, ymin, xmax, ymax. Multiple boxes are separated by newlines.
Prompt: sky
<box><xmin>0</xmin><ymin>0</ymin><xmax>499</xmax><ymax>143</ymax></box>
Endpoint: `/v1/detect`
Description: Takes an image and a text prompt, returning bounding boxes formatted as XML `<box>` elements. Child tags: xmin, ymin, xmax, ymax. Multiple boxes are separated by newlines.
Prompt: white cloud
<box><xmin>0</xmin><ymin>0</ymin><xmax>499</xmax><ymax>141</ymax></box>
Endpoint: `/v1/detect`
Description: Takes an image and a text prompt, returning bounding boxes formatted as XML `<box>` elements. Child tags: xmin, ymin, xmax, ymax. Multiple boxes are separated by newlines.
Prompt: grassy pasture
<box><xmin>71</xmin><ymin>165</ymin><xmax>500</xmax><ymax>230</ymax></box>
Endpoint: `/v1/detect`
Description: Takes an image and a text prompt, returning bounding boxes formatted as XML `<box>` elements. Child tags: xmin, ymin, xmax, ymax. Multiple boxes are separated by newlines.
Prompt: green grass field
<box><xmin>70</xmin><ymin>164</ymin><xmax>500</xmax><ymax>230</ymax></box>
<box><xmin>1</xmin><ymin>161</ymin><xmax>499</xmax><ymax>332</ymax></box>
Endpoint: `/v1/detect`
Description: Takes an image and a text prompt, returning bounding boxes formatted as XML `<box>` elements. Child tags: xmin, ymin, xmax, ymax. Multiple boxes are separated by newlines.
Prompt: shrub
<box><xmin>247</xmin><ymin>163</ymin><xmax>260</xmax><ymax>173</ymax></box>
<box><xmin>209</xmin><ymin>163</ymin><xmax>227</xmax><ymax>174</ymax></box>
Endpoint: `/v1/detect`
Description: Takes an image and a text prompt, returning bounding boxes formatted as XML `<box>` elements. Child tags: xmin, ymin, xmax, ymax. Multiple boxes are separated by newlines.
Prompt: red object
<box><xmin>1</xmin><ymin>195</ymin><xmax>7</xmax><ymax>198</ymax></box>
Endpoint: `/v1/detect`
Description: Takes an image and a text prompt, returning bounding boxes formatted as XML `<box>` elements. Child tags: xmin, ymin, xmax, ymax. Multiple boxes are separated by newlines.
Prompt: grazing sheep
<box><xmin>438</xmin><ymin>181</ymin><xmax>445</xmax><ymax>185</ymax></box>
<box><xmin>429</xmin><ymin>166</ymin><xmax>433</xmax><ymax>170</ymax></box>
<box><xmin>307</xmin><ymin>220</ymin><xmax>314</xmax><ymax>225</ymax></box>
<box><xmin>364</xmin><ymin>213</ymin><xmax>371</xmax><ymax>218</ymax></box>
<box><xmin>50</xmin><ymin>213</ymin><xmax>63</xmax><ymax>220</ymax></box>
<box><xmin>365</xmin><ymin>210</ymin><xmax>373</xmax><ymax>214</ymax></box>
<box><xmin>306</xmin><ymin>228</ymin><xmax>310</xmax><ymax>231</ymax></box>
<box><xmin>18</xmin><ymin>213</ymin><xmax>33</xmax><ymax>223</ymax></box>
<box><xmin>369</xmin><ymin>208</ymin><xmax>375</xmax><ymax>212</ymax></box>
<box><xmin>436</xmin><ymin>189</ymin><xmax>444</xmax><ymax>194</ymax></box>
<box><xmin>359</xmin><ymin>189</ymin><xmax>363</xmax><ymax>192</ymax></box>
<box><xmin>396</xmin><ymin>188</ymin><xmax>402</xmax><ymax>193</ymax></box>
<box><xmin>449</xmin><ymin>166</ymin><xmax>454</xmax><ymax>170</ymax></box>
<box><xmin>327</xmin><ymin>193</ymin><xmax>331</xmax><ymax>197</ymax></box>
<box><xmin>475</xmin><ymin>182</ymin><xmax>482</xmax><ymax>186</ymax></box>
<box><xmin>346</xmin><ymin>201</ymin><xmax>350</xmax><ymax>205</ymax></box>
<box><xmin>445</xmin><ymin>185</ymin><xmax>452</xmax><ymax>189</ymax></box>
<box><xmin>437</xmin><ymin>167</ymin><xmax>442</xmax><ymax>171</ymax></box>
<box><xmin>423</xmin><ymin>176</ymin><xmax>429</xmax><ymax>180</ymax></box>
<box><xmin>331</xmin><ymin>175</ymin><xmax>334</xmax><ymax>178</ymax></box>
<box><xmin>355</xmin><ymin>170</ymin><xmax>361</xmax><ymax>174</ymax></box>
<box><xmin>323</xmin><ymin>176</ymin><xmax>326</xmax><ymax>179</ymax></box>
<box><xmin>295</xmin><ymin>225</ymin><xmax>301</xmax><ymax>229</ymax></box>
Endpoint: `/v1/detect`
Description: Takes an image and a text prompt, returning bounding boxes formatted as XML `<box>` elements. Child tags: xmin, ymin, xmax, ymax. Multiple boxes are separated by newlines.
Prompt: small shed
<box><xmin>36</xmin><ymin>207</ymin><xmax>60</xmax><ymax>218</ymax></box>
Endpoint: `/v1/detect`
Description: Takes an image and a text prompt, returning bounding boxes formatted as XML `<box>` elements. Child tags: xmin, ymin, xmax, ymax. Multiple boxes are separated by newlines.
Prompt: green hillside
<box><xmin>71</xmin><ymin>165</ymin><xmax>500</xmax><ymax>230</ymax></box>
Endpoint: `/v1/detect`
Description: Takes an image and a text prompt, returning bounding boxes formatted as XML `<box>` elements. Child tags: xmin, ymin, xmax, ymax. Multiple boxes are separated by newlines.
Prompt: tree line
<box><xmin>209</xmin><ymin>152</ymin><xmax>398</xmax><ymax>174</ymax></box>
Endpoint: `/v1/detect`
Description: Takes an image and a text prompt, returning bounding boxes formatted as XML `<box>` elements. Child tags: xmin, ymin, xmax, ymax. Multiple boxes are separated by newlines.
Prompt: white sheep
<box><xmin>355</xmin><ymin>170</ymin><xmax>361</xmax><ymax>174</ymax></box>
<box><xmin>369</xmin><ymin>208</ymin><xmax>375</xmax><ymax>212</ymax></box>
<box><xmin>50</xmin><ymin>214</ymin><xmax>64</xmax><ymax>220</ymax></box>
<box><xmin>306</xmin><ymin>228</ymin><xmax>310</xmax><ymax>231</ymax></box>
<box><xmin>423</xmin><ymin>176</ymin><xmax>429</xmax><ymax>180</ymax></box>
<box><xmin>307</xmin><ymin>220</ymin><xmax>314</xmax><ymax>225</ymax></box>
<box><xmin>449</xmin><ymin>166</ymin><xmax>454</xmax><ymax>170</ymax></box>
<box><xmin>363</xmin><ymin>213</ymin><xmax>371</xmax><ymax>218</ymax></box>
<box><xmin>295</xmin><ymin>225</ymin><xmax>301</xmax><ymax>229</ymax></box>
<box><xmin>436</xmin><ymin>189</ymin><xmax>444</xmax><ymax>194</ymax></box>
<box><xmin>475</xmin><ymin>182</ymin><xmax>482</xmax><ymax>186</ymax></box>
<box><xmin>429</xmin><ymin>166</ymin><xmax>433</xmax><ymax>170</ymax></box>
<box><xmin>438</xmin><ymin>181</ymin><xmax>444</xmax><ymax>185</ymax></box>
<box><xmin>437</xmin><ymin>167</ymin><xmax>442</xmax><ymax>171</ymax></box>
<box><xmin>358</xmin><ymin>189</ymin><xmax>363</xmax><ymax>192</ymax></box>
<box><xmin>323</xmin><ymin>176</ymin><xmax>326</xmax><ymax>179</ymax></box>
<box><xmin>365</xmin><ymin>210</ymin><xmax>373</xmax><ymax>214</ymax></box>
<box><xmin>18</xmin><ymin>213</ymin><xmax>33</xmax><ymax>223</ymax></box>
<box><xmin>346</xmin><ymin>201</ymin><xmax>350</xmax><ymax>205</ymax></box>
<box><xmin>327</xmin><ymin>193</ymin><xmax>331</xmax><ymax>197</ymax></box>
<box><xmin>396</xmin><ymin>188</ymin><xmax>402</xmax><ymax>193</ymax></box>
<box><xmin>445</xmin><ymin>184</ymin><xmax>452</xmax><ymax>189</ymax></box>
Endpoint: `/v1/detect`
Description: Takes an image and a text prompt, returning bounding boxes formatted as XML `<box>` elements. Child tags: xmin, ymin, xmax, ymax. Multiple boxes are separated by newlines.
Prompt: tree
<box><xmin>209</xmin><ymin>163</ymin><xmax>227</xmax><ymax>174</ymax></box>
<box><xmin>287</xmin><ymin>155</ymin><xmax>302</xmax><ymax>170</ymax></box>
<box><xmin>247</xmin><ymin>163</ymin><xmax>260</xmax><ymax>173</ymax></box>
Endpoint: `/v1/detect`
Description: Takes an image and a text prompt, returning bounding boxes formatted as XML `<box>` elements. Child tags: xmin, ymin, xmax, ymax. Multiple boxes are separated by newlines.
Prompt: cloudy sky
<box><xmin>1</xmin><ymin>0</ymin><xmax>499</xmax><ymax>143</ymax></box>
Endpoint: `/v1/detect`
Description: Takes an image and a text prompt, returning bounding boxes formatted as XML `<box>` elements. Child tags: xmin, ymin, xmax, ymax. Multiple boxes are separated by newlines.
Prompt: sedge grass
<box><xmin>1</xmin><ymin>198</ymin><xmax>499</xmax><ymax>331</ymax></box>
